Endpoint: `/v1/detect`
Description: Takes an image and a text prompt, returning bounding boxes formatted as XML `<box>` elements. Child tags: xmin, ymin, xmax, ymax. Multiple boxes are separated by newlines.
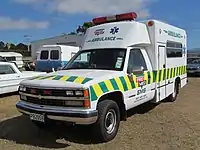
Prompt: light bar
<box><xmin>116</xmin><ymin>12</ymin><xmax>137</xmax><ymax>21</ymax></box>
<box><xmin>92</xmin><ymin>12</ymin><xmax>137</xmax><ymax>25</ymax></box>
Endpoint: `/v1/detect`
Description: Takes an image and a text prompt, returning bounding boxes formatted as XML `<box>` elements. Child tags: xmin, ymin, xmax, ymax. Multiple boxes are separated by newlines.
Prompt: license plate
<box><xmin>30</xmin><ymin>113</ymin><xmax>45</xmax><ymax>122</ymax></box>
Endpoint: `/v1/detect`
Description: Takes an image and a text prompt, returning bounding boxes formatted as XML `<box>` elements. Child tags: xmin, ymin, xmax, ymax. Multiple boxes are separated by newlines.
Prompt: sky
<box><xmin>0</xmin><ymin>0</ymin><xmax>199</xmax><ymax>49</ymax></box>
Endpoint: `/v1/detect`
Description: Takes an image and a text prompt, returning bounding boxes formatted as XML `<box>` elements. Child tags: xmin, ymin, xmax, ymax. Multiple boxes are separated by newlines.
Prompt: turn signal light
<box><xmin>83</xmin><ymin>99</ymin><xmax>91</xmax><ymax>108</ymax></box>
<box><xmin>83</xmin><ymin>89</ymin><xmax>90</xmax><ymax>108</ymax></box>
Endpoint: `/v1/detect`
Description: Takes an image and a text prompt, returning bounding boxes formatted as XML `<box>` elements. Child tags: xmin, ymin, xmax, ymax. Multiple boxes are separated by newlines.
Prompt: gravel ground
<box><xmin>0</xmin><ymin>78</ymin><xmax>200</xmax><ymax>150</ymax></box>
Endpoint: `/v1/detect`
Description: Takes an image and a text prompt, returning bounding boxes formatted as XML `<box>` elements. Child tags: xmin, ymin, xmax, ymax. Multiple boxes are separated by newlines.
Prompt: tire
<box><xmin>167</xmin><ymin>81</ymin><xmax>180</xmax><ymax>102</ymax></box>
<box><xmin>93</xmin><ymin>100</ymin><xmax>120</xmax><ymax>142</ymax></box>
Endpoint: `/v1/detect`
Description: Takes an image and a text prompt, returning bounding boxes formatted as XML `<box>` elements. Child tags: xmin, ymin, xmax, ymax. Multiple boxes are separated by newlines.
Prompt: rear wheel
<box><xmin>167</xmin><ymin>81</ymin><xmax>180</xmax><ymax>102</ymax></box>
<box><xmin>93</xmin><ymin>100</ymin><xmax>120</xmax><ymax>142</ymax></box>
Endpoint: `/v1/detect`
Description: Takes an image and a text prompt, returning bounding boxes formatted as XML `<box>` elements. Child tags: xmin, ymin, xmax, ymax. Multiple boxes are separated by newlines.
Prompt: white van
<box><xmin>35</xmin><ymin>45</ymin><xmax>79</xmax><ymax>72</ymax></box>
<box><xmin>0</xmin><ymin>52</ymin><xmax>23</xmax><ymax>68</ymax></box>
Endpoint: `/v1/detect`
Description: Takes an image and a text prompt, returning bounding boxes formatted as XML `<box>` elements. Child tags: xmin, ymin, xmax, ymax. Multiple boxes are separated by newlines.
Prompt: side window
<box><xmin>166</xmin><ymin>41</ymin><xmax>183</xmax><ymax>58</ymax></box>
<box><xmin>50</xmin><ymin>50</ymin><xmax>59</xmax><ymax>60</ymax></box>
<box><xmin>127</xmin><ymin>49</ymin><xmax>147</xmax><ymax>74</ymax></box>
<box><xmin>67</xmin><ymin>51</ymin><xmax>91</xmax><ymax>69</ymax></box>
<box><xmin>75</xmin><ymin>52</ymin><xmax>90</xmax><ymax>62</ymax></box>
<box><xmin>0</xmin><ymin>65</ymin><xmax>16</xmax><ymax>74</ymax></box>
<box><xmin>6</xmin><ymin>57</ymin><xmax>16</xmax><ymax>61</ymax></box>
<box><xmin>40</xmin><ymin>50</ymin><xmax>49</xmax><ymax>60</ymax></box>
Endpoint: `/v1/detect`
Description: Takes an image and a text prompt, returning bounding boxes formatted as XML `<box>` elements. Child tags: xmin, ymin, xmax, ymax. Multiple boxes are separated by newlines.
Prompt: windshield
<box><xmin>63</xmin><ymin>48</ymin><xmax>126</xmax><ymax>71</ymax></box>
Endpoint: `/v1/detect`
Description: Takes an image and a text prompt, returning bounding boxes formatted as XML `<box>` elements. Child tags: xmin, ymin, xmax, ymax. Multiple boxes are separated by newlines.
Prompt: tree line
<box><xmin>69</xmin><ymin>22</ymin><xmax>94</xmax><ymax>35</ymax></box>
<box><xmin>0</xmin><ymin>41</ymin><xmax>31</xmax><ymax>56</ymax></box>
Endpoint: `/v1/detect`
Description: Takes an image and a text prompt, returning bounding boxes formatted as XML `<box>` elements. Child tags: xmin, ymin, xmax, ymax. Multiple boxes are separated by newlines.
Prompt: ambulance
<box><xmin>16</xmin><ymin>12</ymin><xmax>187</xmax><ymax>142</ymax></box>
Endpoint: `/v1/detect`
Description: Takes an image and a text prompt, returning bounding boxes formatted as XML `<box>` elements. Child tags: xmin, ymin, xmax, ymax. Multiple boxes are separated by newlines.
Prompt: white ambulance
<box><xmin>16</xmin><ymin>12</ymin><xmax>187</xmax><ymax>142</ymax></box>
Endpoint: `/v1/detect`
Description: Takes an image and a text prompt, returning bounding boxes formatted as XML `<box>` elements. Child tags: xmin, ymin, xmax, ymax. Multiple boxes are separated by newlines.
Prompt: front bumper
<box><xmin>16</xmin><ymin>101</ymin><xmax>98</xmax><ymax>125</ymax></box>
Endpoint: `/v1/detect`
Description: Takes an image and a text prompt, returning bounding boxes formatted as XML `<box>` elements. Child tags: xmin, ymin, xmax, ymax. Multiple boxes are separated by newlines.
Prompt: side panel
<box><xmin>0</xmin><ymin>64</ymin><xmax>21</xmax><ymax>94</ymax></box>
<box><xmin>165</xmin><ymin>40</ymin><xmax>187</xmax><ymax>96</ymax></box>
<box><xmin>0</xmin><ymin>74</ymin><xmax>21</xmax><ymax>94</ymax></box>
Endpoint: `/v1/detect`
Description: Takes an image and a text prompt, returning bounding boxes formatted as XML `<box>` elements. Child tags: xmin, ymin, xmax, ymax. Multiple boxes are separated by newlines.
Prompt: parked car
<box><xmin>0</xmin><ymin>61</ymin><xmax>46</xmax><ymax>95</ymax></box>
<box><xmin>187</xmin><ymin>57</ymin><xmax>200</xmax><ymax>76</ymax></box>
<box><xmin>0</xmin><ymin>52</ymin><xmax>24</xmax><ymax>68</ymax></box>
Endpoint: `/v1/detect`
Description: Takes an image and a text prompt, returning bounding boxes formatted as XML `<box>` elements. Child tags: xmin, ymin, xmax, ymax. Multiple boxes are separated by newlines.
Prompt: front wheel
<box><xmin>93</xmin><ymin>100</ymin><xmax>120</xmax><ymax>142</ymax></box>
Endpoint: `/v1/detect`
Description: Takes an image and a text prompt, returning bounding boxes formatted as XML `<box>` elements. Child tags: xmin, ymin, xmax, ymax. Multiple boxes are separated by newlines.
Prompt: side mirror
<box><xmin>133</xmin><ymin>66</ymin><xmax>144</xmax><ymax>75</ymax></box>
<box><xmin>128</xmin><ymin>66</ymin><xmax>144</xmax><ymax>74</ymax></box>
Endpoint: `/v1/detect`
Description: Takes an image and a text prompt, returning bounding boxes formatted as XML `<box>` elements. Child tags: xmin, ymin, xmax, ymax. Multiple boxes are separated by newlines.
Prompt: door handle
<box><xmin>163</xmin><ymin>64</ymin><xmax>166</xmax><ymax>68</ymax></box>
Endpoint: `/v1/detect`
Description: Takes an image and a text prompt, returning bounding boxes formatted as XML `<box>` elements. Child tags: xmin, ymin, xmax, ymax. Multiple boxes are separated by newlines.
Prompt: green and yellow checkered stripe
<box><xmin>89</xmin><ymin>65</ymin><xmax>187</xmax><ymax>101</ymax></box>
<box><xmin>31</xmin><ymin>75</ymin><xmax>93</xmax><ymax>84</ymax></box>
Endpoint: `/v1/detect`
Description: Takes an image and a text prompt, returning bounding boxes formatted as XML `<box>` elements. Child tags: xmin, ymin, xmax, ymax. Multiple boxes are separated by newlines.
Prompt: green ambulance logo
<box><xmin>163</xmin><ymin>30</ymin><xmax>183</xmax><ymax>38</ymax></box>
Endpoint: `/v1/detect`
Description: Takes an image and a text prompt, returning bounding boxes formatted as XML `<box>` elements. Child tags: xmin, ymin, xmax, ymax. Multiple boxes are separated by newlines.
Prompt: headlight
<box><xmin>75</xmin><ymin>91</ymin><xmax>84</xmax><ymax>96</ymax></box>
<box><xmin>66</xmin><ymin>90</ymin><xmax>86</xmax><ymax>97</ymax></box>
<box><xmin>66</xmin><ymin>91</ymin><xmax>74</xmax><ymax>96</ymax></box>
<box><xmin>19</xmin><ymin>86</ymin><xmax>26</xmax><ymax>92</ymax></box>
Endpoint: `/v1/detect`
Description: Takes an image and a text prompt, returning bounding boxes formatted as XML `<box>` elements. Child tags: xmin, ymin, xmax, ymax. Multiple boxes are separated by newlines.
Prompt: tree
<box><xmin>76</xmin><ymin>22</ymin><xmax>94</xmax><ymax>35</ymax></box>
<box><xmin>0</xmin><ymin>41</ymin><xmax>5</xmax><ymax>49</ymax></box>
<box><xmin>5</xmin><ymin>43</ymin><xmax>16</xmax><ymax>50</ymax></box>
<box><xmin>15</xmin><ymin>43</ymin><xmax>28</xmax><ymax>50</ymax></box>
<box><xmin>9</xmin><ymin>43</ymin><xmax>16</xmax><ymax>50</ymax></box>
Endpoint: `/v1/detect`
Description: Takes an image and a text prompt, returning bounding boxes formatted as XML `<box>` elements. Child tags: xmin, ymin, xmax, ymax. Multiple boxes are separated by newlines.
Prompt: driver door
<box><xmin>125</xmin><ymin>48</ymin><xmax>150</xmax><ymax>109</ymax></box>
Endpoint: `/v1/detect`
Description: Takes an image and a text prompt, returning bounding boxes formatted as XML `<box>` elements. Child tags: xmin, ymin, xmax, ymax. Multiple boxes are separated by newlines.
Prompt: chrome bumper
<box><xmin>16</xmin><ymin>101</ymin><xmax>98</xmax><ymax>125</ymax></box>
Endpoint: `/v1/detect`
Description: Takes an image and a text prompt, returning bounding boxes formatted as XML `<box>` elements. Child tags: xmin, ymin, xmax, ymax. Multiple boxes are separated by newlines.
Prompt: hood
<box><xmin>20</xmin><ymin>71</ymin><xmax>46</xmax><ymax>77</ymax></box>
<box><xmin>18</xmin><ymin>71</ymin><xmax>46</xmax><ymax>80</ymax></box>
<box><xmin>20</xmin><ymin>69</ymin><xmax>123</xmax><ymax>89</ymax></box>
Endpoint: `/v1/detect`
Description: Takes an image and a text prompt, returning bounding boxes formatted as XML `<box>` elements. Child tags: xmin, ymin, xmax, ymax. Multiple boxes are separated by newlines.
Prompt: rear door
<box><xmin>36</xmin><ymin>49</ymin><xmax>51</xmax><ymax>72</ymax></box>
<box><xmin>50</xmin><ymin>49</ymin><xmax>61</xmax><ymax>71</ymax></box>
<box><xmin>157</xmin><ymin>45</ymin><xmax>167</xmax><ymax>101</ymax></box>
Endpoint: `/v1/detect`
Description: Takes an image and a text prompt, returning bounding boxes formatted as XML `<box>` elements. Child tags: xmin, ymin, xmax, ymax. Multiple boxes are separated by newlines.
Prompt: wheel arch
<box><xmin>175</xmin><ymin>76</ymin><xmax>181</xmax><ymax>94</ymax></box>
<box><xmin>97</xmin><ymin>91</ymin><xmax>127</xmax><ymax>121</ymax></box>
<box><xmin>175</xmin><ymin>76</ymin><xmax>181</xmax><ymax>84</ymax></box>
